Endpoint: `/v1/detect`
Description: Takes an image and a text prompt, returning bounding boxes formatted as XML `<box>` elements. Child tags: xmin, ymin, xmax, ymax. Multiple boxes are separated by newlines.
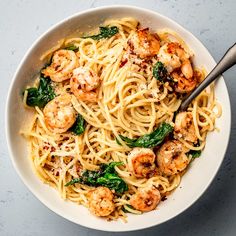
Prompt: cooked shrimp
<box><xmin>158</xmin><ymin>42</ymin><xmax>197</xmax><ymax>93</ymax></box>
<box><xmin>128</xmin><ymin>148</ymin><xmax>156</xmax><ymax>178</ymax></box>
<box><xmin>181</xmin><ymin>59</ymin><xmax>193</xmax><ymax>79</ymax></box>
<box><xmin>42</xmin><ymin>49</ymin><xmax>79</xmax><ymax>82</ymax></box>
<box><xmin>43</xmin><ymin>94</ymin><xmax>76</xmax><ymax>133</ymax></box>
<box><xmin>128</xmin><ymin>28</ymin><xmax>160</xmax><ymax>59</ymax></box>
<box><xmin>70</xmin><ymin>67</ymin><xmax>101</xmax><ymax>102</ymax></box>
<box><xmin>171</xmin><ymin>71</ymin><xmax>197</xmax><ymax>93</ymax></box>
<box><xmin>156</xmin><ymin>140</ymin><xmax>189</xmax><ymax>176</ymax></box>
<box><xmin>158</xmin><ymin>42</ymin><xmax>191</xmax><ymax>73</ymax></box>
<box><xmin>88</xmin><ymin>187</ymin><xmax>115</xmax><ymax>217</ymax></box>
<box><xmin>130</xmin><ymin>186</ymin><xmax>161</xmax><ymax>212</ymax></box>
<box><xmin>174</xmin><ymin>112</ymin><xmax>197</xmax><ymax>143</ymax></box>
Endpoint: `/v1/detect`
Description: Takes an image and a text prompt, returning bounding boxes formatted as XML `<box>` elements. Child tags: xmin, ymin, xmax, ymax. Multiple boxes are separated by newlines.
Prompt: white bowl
<box><xmin>5</xmin><ymin>5</ymin><xmax>231</xmax><ymax>232</ymax></box>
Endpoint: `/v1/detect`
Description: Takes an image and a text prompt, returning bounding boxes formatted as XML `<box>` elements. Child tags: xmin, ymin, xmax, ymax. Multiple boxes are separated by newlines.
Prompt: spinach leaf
<box><xmin>80</xmin><ymin>169</ymin><xmax>102</xmax><ymax>186</ymax></box>
<box><xmin>25</xmin><ymin>76</ymin><xmax>55</xmax><ymax>108</ymax></box>
<box><xmin>100</xmin><ymin>161</ymin><xmax>122</xmax><ymax>174</ymax></box>
<box><xmin>65</xmin><ymin>162</ymin><xmax>128</xmax><ymax>194</ymax></box>
<box><xmin>117</xmin><ymin>122</ymin><xmax>173</xmax><ymax>148</ymax></box>
<box><xmin>97</xmin><ymin>173</ymin><xmax>128</xmax><ymax>194</ymax></box>
<box><xmin>83</xmin><ymin>26</ymin><xmax>119</xmax><ymax>40</ymax></box>
<box><xmin>122</xmin><ymin>204</ymin><xmax>136</xmax><ymax>213</ymax></box>
<box><xmin>64</xmin><ymin>45</ymin><xmax>79</xmax><ymax>51</ymax></box>
<box><xmin>65</xmin><ymin>169</ymin><xmax>101</xmax><ymax>187</ymax></box>
<box><xmin>187</xmin><ymin>149</ymin><xmax>201</xmax><ymax>159</ymax></box>
<box><xmin>186</xmin><ymin>140</ymin><xmax>202</xmax><ymax>159</ymax></box>
<box><xmin>64</xmin><ymin>178</ymin><xmax>81</xmax><ymax>186</ymax></box>
<box><xmin>153</xmin><ymin>62</ymin><xmax>169</xmax><ymax>82</ymax></box>
<box><xmin>70</xmin><ymin>114</ymin><xmax>86</xmax><ymax>136</ymax></box>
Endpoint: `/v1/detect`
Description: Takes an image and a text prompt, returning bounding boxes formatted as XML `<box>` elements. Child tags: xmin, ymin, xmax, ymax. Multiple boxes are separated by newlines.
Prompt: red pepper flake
<box><xmin>51</xmin><ymin>147</ymin><xmax>56</xmax><ymax>152</ymax></box>
<box><xmin>75</xmin><ymin>162</ymin><xmax>80</xmax><ymax>170</ymax></box>
<box><xmin>161</xmin><ymin>196</ymin><xmax>167</xmax><ymax>201</ymax></box>
<box><xmin>120</xmin><ymin>58</ymin><xmax>128</xmax><ymax>68</ymax></box>
<box><xmin>200</xmin><ymin>116</ymin><xmax>205</xmax><ymax>122</ymax></box>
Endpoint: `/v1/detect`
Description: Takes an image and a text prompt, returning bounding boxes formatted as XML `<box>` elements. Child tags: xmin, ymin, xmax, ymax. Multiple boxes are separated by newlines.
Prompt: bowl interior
<box><xmin>6</xmin><ymin>6</ymin><xmax>231</xmax><ymax>232</ymax></box>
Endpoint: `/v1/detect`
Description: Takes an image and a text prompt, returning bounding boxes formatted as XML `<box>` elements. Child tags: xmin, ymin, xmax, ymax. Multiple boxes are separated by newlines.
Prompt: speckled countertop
<box><xmin>1</xmin><ymin>0</ymin><xmax>236</xmax><ymax>235</ymax></box>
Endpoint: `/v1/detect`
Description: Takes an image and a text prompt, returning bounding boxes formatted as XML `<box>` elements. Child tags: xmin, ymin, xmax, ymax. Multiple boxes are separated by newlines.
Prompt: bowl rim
<box><xmin>5</xmin><ymin>4</ymin><xmax>231</xmax><ymax>232</ymax></box>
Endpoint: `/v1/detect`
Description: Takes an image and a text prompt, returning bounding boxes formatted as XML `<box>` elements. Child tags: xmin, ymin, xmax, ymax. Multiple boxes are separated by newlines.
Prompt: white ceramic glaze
<box><xmin>5</xmin><ymin>5</ymin><xmax>231</xmax><ymax>232</ymax></box>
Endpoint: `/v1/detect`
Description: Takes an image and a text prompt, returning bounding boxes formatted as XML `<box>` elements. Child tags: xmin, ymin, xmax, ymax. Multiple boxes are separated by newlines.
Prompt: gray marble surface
<box><xmin>1</xmin><ymin>0</ymin><xmax>236</xmax><ymax>235</ymax></box>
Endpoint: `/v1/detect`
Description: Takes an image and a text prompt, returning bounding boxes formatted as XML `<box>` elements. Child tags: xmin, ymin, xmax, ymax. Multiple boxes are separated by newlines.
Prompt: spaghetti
<box><xmin>21</xmin><ymin>17</ymin><xmax>221</xmax><ymax>222</ymax></box>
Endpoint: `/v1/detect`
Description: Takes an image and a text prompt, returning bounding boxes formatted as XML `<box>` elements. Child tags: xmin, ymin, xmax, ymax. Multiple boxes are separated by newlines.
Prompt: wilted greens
<box><xmin>64</xmin><ymin>45</ymin><xmax>79</xmax><ymax>51</ymax></box>
<box><xmin>153</xmin><ymin>61</ymin><xmax>169</xmax><ymax>82</ymax></box>
<box><xmin>186</xmin><ymin>140</ymin><xmax>202</xmax><ymax>159</ymax></box>
<box><xmin>65</xmin><ymin>162</ymin><xmax>128</xmax><ymax>194</ymax></box>
<box><xmin>70</xmin><ymin>114</ymin><xmax>86</xmax><ymax>136</ymax></box>
<box><xmin>117</xmin><ymin>122</ymin><xmax>173</xmax><ymax>148</ymax></box>
<box><xmin>122</xmin><ymin>204</ymin><xmax>135</xmax><ymax>213</ymax></box>
<box><xmin>187</xmin><ymin>149</ymin><xmax>201</xmax><ymax>159</ymax></box>
<box><xmin>24</xmin><ymin>76</ymin><xmax>55</xmax><ymax>108</ymax></box>
<box><xmin>82</xmin><ymin>26</ymin><xmax>119</xmax><ymax>40</ymax></box>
